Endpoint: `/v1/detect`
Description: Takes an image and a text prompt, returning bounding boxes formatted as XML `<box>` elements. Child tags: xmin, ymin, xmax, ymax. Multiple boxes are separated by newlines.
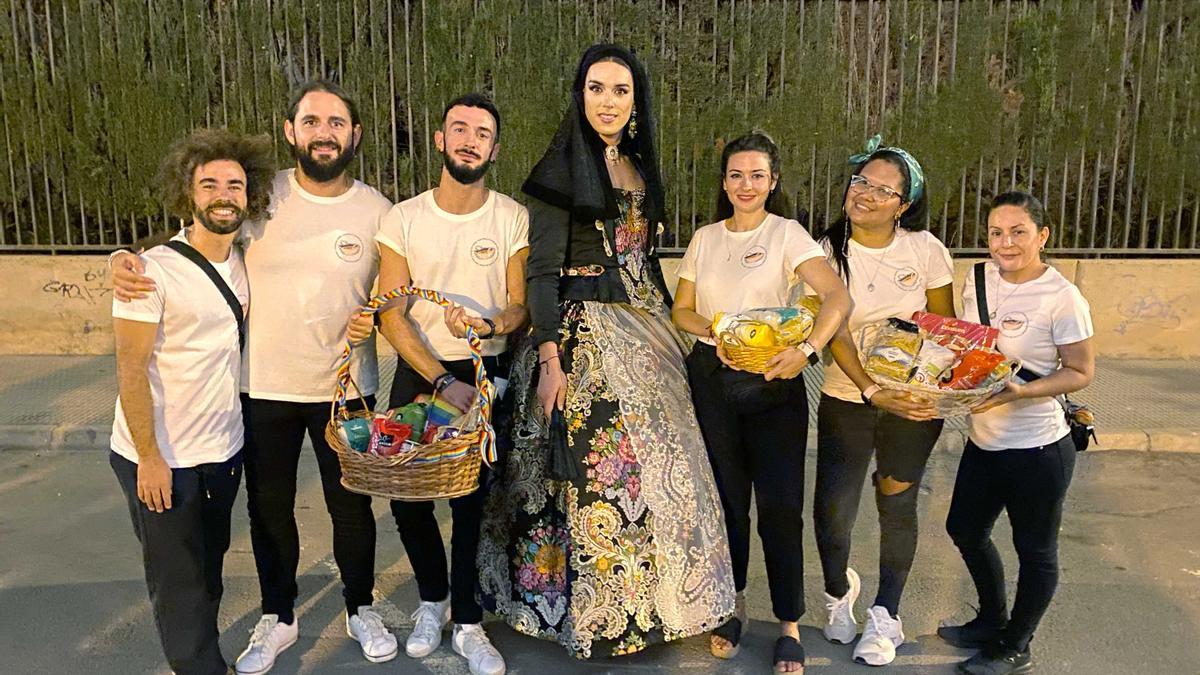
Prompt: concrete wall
<box><xmin>0</xmin><ymin>256</ymin><xmax>115</xmax><ymax>354</ymax></box>
<box><xmin>1</xmin><ymin>254</ymin><xmax>1197</xmax><ymax>358</ymax></box>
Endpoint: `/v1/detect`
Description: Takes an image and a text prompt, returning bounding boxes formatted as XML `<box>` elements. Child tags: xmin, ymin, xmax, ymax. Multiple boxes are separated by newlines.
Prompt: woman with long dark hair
<box><xmin>941</xmin><ymin>191</ymin><xmax>1094</xmax><ymax>675</ymax></box>
<box><xmin>478</xmin><ymin>44</ymin><xmax>735</xmax><ymax>660</ymax></box>
<box><xmin>671</xmin><ymin>131</ymin><xmax>852</xmax><ymax>673</ymax></box>
<box><xmin>812</xmin><ymin>136</ymin><xmax>955</xmax><ymax>667</ymax></box>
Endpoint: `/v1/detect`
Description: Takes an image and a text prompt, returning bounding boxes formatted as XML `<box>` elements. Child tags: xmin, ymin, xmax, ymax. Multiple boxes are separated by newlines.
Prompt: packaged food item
<box><xmin>426</xmin><ymin>397</ymin><xmax>464</xmax><ymax>428</ymax></box>
<box><xmin>940</xmin><ymin>349</ymin><xmax>1006</xmax><ymax>390</ymax></box>
<box><xmin>712</xmin><ymin>305</ymin><xmax>818</xmax><ymax>347</ymax></box>
<box><xmin>435</xmin><ymin>425</ymin><xmax>464</xmax><ymax>442</ymax></box>
<box><xmin>370</xmin><ymin>418</ymin><xmax>413</xmax><ymax>456</ymax></box>
<box><xmin>421</xmin><ymin>424</ymin><xmax>440</xmax><ymax>445</ymax></box>
<box><xmin>339</xmin><ymin>417</ymin><xmax>373</xmax><ymax>453</ymax></box>
<box><xmin>908</xmin><ymin>341</ymin><xmax>958</xmax><ymax>386</ymax></box>
<box><xmin>863</xmin><ymin>318</ymin><xmax>922</xmax><ymax>382</ymax></box>
<box><xmin>912</xmin><ymin>311</ymin><xmax>999</xmax><ymax>353</ymax></box>
<box><xmin>391</xmin><ymin>402</ymin><xmax>428</xmax><ymax>431</ymax></box>
<box><xmin>976</xmin><ymin>359</ymin><xmax>1015</xmax><ymax>391</ymax></box>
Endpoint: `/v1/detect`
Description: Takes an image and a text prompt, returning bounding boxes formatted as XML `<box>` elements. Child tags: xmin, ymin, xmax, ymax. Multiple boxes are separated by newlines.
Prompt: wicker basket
<box><xmin>856</xmin><ymin>322</ymin><xmax>1018</xmax><ymax>419</ymax></box>
<box><xmin>325</xmin><ymin>286</ymin><xmax>497</xmax><ymax>501</ymax></box>
<box><xmin>719</xmin><ymin>331</ymin><xmax>790</xmax><ymax>373</ymax></box>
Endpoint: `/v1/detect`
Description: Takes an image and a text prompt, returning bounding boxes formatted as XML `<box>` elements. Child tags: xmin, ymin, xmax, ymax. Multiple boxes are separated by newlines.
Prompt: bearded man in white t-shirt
<box><xmin>110</xmin><ymin>80</ymin><xmax>398</xmax><ymax>672</ymax></box>
<box><xmin>353</xmin><ymin>92</ymin><xmax>528</xmax><ymax>675</ymax></box>
<box><xmin>110</xmin><ymin>128</ymin><xmax>272</xmax><ymax>675</ymax></box>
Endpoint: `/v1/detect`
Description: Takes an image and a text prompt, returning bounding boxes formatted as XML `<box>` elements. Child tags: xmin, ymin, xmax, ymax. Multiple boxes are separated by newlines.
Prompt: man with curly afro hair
<box><xmin>109</xmin><ymin>128</ymin><xmax>272</xmax><ymax>675</ymax></box>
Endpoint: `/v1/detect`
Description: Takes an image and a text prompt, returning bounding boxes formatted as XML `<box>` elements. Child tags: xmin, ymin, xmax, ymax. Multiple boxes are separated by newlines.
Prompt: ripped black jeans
<box><xmin>813</xmin><ymin>394</ymin><xmax>944</xmax><ymax>616</ymax></box>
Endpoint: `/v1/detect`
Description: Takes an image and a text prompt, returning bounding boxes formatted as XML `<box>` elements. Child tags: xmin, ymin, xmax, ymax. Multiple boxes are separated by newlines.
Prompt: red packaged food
<box><xmin>940</xmin><ymin>349</ymin><xmax>1006</xmax><ymax>390</ymax></box>
<box><xmin>912</xmin><ymin>311</ymin><xmax>999</xmax><ymax>353</ymax></box>
<box><xmin>370</xmin><ymin>418</ymin><xmax>413</xmax><ymax>456</ymax></box>
<box><xmin>421</xmin><ymin>424</ymin><xmax>440</xmax><ymax>445</ymax></box>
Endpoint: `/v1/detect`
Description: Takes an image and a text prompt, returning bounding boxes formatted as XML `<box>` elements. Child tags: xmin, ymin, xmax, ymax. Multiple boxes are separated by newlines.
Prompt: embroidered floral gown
<box><xmin>478</xmin><ymin>190</ymin><xmax>735</xmax><ymax>658</ymax></box>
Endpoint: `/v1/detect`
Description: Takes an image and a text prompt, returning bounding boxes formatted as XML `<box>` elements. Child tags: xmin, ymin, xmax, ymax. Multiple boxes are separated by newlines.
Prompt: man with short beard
<box><xmin>357</xmin><ymin>92</ymin><xmax>527</xmax><ymax>675</ymax></box>
<box><xmin>111</xmin><ymin>80</ymin><xmax>398</xmax><ymax>673</ymax></box>
<box><xmin>110</xmin><ymin>128</ymin><xmax>272</xmax><ymax>675</ymax></box>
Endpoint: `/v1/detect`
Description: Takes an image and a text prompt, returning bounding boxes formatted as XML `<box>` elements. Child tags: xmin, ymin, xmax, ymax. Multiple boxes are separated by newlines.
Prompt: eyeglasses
<box><xmin>848</xmin><ymin>174</ymin><xmax>903</xmax><ymax>201</ymax></box>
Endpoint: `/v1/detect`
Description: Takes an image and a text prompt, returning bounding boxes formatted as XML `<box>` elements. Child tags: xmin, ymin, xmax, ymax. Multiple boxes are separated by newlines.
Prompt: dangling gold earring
<box><xmin>628</xmin><ymin>106</ymin><xmax>638</xmax><ymax>139</ymax></box>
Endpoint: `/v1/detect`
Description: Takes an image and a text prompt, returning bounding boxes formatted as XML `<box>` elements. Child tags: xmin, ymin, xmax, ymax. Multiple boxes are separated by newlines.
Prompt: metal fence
<box><xmin>0</xmin><ymin>0</ymin><xmax>1197</xmax><ymax>255</ymax></box>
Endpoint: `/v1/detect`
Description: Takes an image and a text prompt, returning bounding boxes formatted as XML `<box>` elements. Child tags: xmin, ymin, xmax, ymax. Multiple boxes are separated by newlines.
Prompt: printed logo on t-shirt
<box><xmin>741</xmin><ymin>245</ymin><xmax>767</xmax><ymax>268</ymax></box>
<box><xmin>334</xmin><ymin>233</ymin><xmax>364</xmax><ymax>262</ymax></box>
<box><xmin>893</xmin><ymin>266</ymin><xmax>921</xmax><ymax>291</ymax></box>
<box><xmin>470</xmin><ymin>238</ymin><xmax>499</xmax><ymax>266</ymax></box>
<box><xmin>999</xmin><ymin>311</ymin><xmax>1029</xmax><ymax>337</ymax></box>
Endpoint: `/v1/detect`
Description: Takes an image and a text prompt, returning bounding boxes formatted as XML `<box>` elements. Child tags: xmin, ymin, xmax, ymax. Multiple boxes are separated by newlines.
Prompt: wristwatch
<box><xmin>797</xmin><ymin>340</ymin><xmax>820</xmax><ymax>366</ymax></box>
<box><xmin>861</xmin><ymin>384</ymin><xmax>882</xmax><ymax>406</ymax></box>
<box><xmin>479</xmin><ymin>317</ymin><xmax>497</xmax><ymax>339</ymax></box>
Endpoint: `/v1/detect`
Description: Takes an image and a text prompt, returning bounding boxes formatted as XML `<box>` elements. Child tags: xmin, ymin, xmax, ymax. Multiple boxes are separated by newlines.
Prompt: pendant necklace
<box><xmin>989</xmin><ymin>275</ymin><xmax>1022</xmax><ymax>319</ymax></box>
<box><xmin>604</xmin><ymin>144</ymin><xmax>620</xmax><ymax>165</ymax></box>
<box><xmin>863</xmin><ymin>240</ymin><xmax>892</xmax><ymax>292</ymax></box>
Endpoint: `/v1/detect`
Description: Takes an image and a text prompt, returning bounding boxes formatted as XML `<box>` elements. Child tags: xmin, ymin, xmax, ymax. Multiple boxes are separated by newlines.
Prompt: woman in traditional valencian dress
<box><xmin>478</xmin><ymin>43</ymin><xmax>735</xmax><ymax>659</ymax></box>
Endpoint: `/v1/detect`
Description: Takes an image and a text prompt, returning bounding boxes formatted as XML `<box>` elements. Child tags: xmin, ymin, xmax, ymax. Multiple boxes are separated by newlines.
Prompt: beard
<box><xmin>442</xmin><ymin>147</ymin><xmax>492</xmax><ymax>185</ymax></box>
<box><xmin>194</xmin><ymin>201</ymin><xmax>245</xmax><ymax>235</ymax></box>
<box><xmin>293</xmin><ymin>138</ymin><xmax>357</xmax><ymax>182</ymax></box>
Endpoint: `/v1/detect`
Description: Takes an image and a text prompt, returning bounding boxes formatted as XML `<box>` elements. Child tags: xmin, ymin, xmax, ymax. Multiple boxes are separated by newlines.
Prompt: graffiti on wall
<box><xmin>41</xmin><ymin>267</ymin><xmax>112</xmax><ymax>305</ymax></box>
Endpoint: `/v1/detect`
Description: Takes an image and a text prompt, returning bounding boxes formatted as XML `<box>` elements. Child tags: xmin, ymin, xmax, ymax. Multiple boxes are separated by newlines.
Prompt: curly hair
<box><xmin>156</xmin><ymin>128</ymin><xmax>275</xmax><ymax>223</ymax></box>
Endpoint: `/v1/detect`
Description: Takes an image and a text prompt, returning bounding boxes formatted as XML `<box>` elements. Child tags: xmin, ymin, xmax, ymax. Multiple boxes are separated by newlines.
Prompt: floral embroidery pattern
<box><xmin>478</xmin><ymin>191</ymin><xmax>734</xmax><ymax>659</ymax></box>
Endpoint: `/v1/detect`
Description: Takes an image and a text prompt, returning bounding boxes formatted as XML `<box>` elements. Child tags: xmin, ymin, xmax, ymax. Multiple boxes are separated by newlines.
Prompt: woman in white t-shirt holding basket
<box><xmin>940</xmin><ymin>191</ymin><xmax>1094</xmax><ymax>675</ymax></box>
<box><xmin>812</xmin><ymin>136</ymin><xmax>954</xmax><ymax>667</ymax></box>
<box><xmin>672</xmin><ymin>131</ymin><xmax>852</xmax><ymax>674</ymax></box>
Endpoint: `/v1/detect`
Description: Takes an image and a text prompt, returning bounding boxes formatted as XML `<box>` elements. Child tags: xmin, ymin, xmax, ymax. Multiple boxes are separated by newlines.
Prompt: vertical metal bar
<box><xmin>973</xmin><ymin>155</ymin><xmax>983</xmax><ymax>247</ymax></box>
<box><xmin>846</xmin><ymin>0</ymin><xmax>856</xmax><ymax>124</ymax></box>
<box><xmin>420</xmin><ymin>0</ymin><xmax>430</xmax><ymax>191</ymax></box>
<box><xmin>932</xmin><ymin>0</ymin><xmax>941</xmax><ymax>94</ymax></box>
<box><xmin>386</xmin><ymin>0</ymin><xmax>399</xmax><ymax>199</ymax></box>
<box><xmin>863</xmin><ymin>0</ymin><xmax>873</xmax><ymax>137</ymax></box>
<box><xmin>957</xmin><ymin>167</ymin><xmax>966</xmax><ymax>247</ymax></box>
<box><xmin>1074</xmin><ymin>147</ymin><xmax>1085</xmax><ymax>248</ymax></box>
<box><xmin>1124</xmin><ymin>9</ymin><xmax>1147</xmax><ymax>248</ymax></box>
<box><xmin>1090</xmin><ymin>151</ymin><xmax>1101</xmax><ymax>250</ymax></box>
<box><xmin>1059</xmin><ymin>155</ymin><xmax>1069</xmax><ymax>248</ymax></box>
<box><xmin>879</xmin><ymin>1</ymin><xmax>889</xmax><ymax>125</ymax></box>
<box><xmin>950</xmin><ymin>0</ymin><xmax>959</xmax><ymax>79</ymax></box>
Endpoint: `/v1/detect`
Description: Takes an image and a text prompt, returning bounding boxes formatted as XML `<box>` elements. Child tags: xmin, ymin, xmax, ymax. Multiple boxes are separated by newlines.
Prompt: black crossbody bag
<box><xmin>164</xmin><ymin>240</ymin><xmax>245</xmax><ymax>350</ymax></box>
<box><xmin>973</xmin><ymin>262</ymin><xmax>1096</xmax><ymax>451</ymax></box>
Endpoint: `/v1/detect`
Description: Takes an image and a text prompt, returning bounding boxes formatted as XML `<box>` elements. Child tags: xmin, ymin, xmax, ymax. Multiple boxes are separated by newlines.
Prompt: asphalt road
<box><xmin>2</xmin><ymin>445</ymin><xmax>1198</xmax><ymax>674</ymax></box>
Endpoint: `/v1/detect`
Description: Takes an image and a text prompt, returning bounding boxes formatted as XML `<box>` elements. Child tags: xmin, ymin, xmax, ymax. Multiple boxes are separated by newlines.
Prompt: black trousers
<box><xmin>242</xmin><ymin>394</ymin><xmax>377</xmax><ymax>622</ymax></box>
<box><xmin>813</xmin><ymin>395</ymin><xmax>943</xmax><ymax>615</ymax></box>
<box><xmin>111</xmin><ymin>449</ymin><xmax>242</xmax><ymax>675</ymax></box>
<box><xmin>388</xmin><ymin>357</ymin><xmax>498</xmax><ymax>625</ymax></box>
<box><xmin>945</xmin><ymin>435</ymin><xmax>1076</xmax><ymax>652</ymax></box>
<box><xmin>685</xmin><ymin>342</ymin><xmax>808</xmax><ymax>622</ymax></box>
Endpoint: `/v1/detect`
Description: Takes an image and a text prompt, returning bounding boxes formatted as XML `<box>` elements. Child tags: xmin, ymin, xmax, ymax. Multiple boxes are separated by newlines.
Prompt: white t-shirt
<box><xmin>677</xmin><ymin>214</ymin><xmax>826</xmax><ymax>346</ymax></box>
<box><xmin>239</xmin><ymin>169</ymin><xmax>392</xmax><ymax>402</ymax></box>
<box><xmin>111</xmin><ymin>231</ymin><xmax>249</xmax><ymax>468</ymax></box>
<box><xmin>375</xmin><ymin>189</ymin><xmax>529</xmax><ymax>361</ymax></box>
<box><xmin>962</xmin><ymin>262</ymin><xmax>1094</xmax><ymax>450</ymax></box>
<box><xmin>821</xmin><ymin>229</ymin><xmax>955</xmax><ymax>402</ymax></box>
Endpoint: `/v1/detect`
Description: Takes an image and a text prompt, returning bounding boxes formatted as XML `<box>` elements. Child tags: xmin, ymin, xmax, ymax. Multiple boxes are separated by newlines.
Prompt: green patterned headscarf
<box><xmin>848</xmin><ymin>134</ymin><xmax>925</xmax><ymax>203</ymax></box>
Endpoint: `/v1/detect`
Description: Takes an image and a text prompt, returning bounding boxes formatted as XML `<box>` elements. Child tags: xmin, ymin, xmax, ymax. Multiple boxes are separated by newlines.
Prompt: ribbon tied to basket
<box><xmin>333</xmin><ymin>286</ymin><xmax>497</xmax><ymax>465</ymax></box>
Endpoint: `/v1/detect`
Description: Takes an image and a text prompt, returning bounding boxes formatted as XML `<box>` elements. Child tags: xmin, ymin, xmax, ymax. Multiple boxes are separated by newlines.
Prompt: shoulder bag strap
<box><xmin>163</xmin><ymin>240</ymin><xmax>245</xmax><ymax>350</ymax></box>
<box><xmin>973</xmin><ymin>261</ymin><xmax>990</xmax><ymax>327</ymax></box>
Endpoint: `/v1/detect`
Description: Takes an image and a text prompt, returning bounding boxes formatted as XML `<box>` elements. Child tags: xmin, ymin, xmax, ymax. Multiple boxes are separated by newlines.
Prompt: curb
<box><xmin>1</xmin><ymin>424</ymin><xmax>1198</xmax><ymax>453</ymax></box>
<box><xmin>0</xmin><ymin>424</ymin><xmax>111</xmax><ymax>451</ymax></box>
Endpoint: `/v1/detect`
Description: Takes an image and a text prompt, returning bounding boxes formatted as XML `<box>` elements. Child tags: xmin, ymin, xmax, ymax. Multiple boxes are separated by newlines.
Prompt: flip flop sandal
<box><xmin>774</xmin><ymin>635</ymin><xmax>806</xmax><ymax>673</ymax></box>
<box><xmin>710</xmin><ymin>617</ymin><xmax>744</xmax><ymax>659</ymax></box>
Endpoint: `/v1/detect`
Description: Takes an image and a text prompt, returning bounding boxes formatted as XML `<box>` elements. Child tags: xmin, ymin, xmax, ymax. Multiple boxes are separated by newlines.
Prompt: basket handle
<box><xmin>332</xmin><ymin>286</ymin><xmax>497</xmax><ymax>464</ymax></box>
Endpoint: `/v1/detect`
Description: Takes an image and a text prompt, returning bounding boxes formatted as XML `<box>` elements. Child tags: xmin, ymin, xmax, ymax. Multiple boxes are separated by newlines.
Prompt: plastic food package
<box><xmin>426</xmin><ymin>397</ymin><xmax>464</xmax><ymax>428</ymax></box>
<box><xmin>420</xmin><ymin>424</ymin><xmax>440</xmax><ymax>445</ymax></box>
<box><xmin>370</xmin><ymin>418</ymin><xmax>413</xmax><ymax>456</ymax></box>
<box><xmin>339</xmin><ymin>417</ymin><xmax>372</xmax><ymax>453</ymax></box>
<box><xmin>912</xmin><ymin>311</ymin><xmax>998</xmax><ymax>353</ymax></box>
<box><xmin>941</xmin><ymin>349</ymin><xmax>1007</xmax><ymax>390</ymax></box>
<box><xmin>863</xmin><ymin>318</ymin><xmax>922</xmax><ymax>381</ymax></box>
<box><xmin>391</xmin><ymin>402</ymin><xmax>428</xmax><ymax>431</ymax></box>
<box><xmin>712</xmin><ymin>305</ymin><xmax>817</xmax><ymax>348</ymax></box>
<box><xmin>909</xmin><ymin>341</ymin><xmax>958</xmax><ymax>386</ymax></box>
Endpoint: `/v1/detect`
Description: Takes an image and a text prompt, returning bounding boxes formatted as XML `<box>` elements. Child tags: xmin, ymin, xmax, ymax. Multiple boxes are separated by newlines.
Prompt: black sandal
<box><xmin>773</xmin><ymin>636</ymin><xmax>806</xmax><ymax>672</ymax></box>
<box><xmin>710</xmin><ymin>617</ymin><xmax>743</xmax><ymax>658</ymax></box>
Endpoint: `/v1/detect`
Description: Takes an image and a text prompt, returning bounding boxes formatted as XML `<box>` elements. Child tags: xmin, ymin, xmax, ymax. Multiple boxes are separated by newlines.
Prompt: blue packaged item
<box><xmin>340</xmin><ymin>417</ymin><xmax>372</xmax><ymax>453</ymax></box>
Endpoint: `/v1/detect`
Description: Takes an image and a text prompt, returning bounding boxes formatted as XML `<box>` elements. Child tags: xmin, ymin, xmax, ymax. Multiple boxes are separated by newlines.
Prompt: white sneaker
<box><xmin>406</xmin><ymin>597</ymin><xmax>451</xmax><ymax>658</ymax></box>
<box><xmin>347</xmin><ymin>606</ymin><xmax>399</xmax><ymax>663</ymax></box>
<box><xmin>854</xmin><ymin>605</ymin><xmax>905</xmax><ymax>666</ymax></box>
<box><xmin>452</xmin><ymin>623</ymin><xmax>506</xmax><ymax>675</ymax></box>
<box><xmin>235</xmin><ymin>615</ymin><xmax>298</xmax><ymax>674</ymax></box>
<box><xmin>823</xmin><ymin>567</ymin><xmax>861</xmax><ymax>644</ymax></box>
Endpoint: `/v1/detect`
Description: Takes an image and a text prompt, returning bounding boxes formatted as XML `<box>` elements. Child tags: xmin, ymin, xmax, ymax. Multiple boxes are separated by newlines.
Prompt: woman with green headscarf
<box><xmin>812</xmin><ymin>136</ymin><xmax>955</xmax><ymax>667</ymax></box>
